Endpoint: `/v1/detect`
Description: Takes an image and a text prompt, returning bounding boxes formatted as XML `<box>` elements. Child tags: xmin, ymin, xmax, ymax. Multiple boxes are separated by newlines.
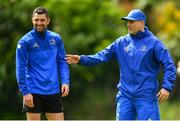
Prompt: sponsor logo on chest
<box><xmin>33</xmin><ymin>42</ymin><xmax>39</xmax><ymax>48</ymax></box>
<box><xmin>139</xmin><ymin>45</ymin><xmax>147</xmax><ymax>52</ymax></box>
<box><xmin>32</xmin><ymin>38</ymin><xmax>56</xmax><ymax>48</ymax></box>
<box><xmin>50</xmin><ymin>39</ymin><xmax>56</xmax><ymax>46</ymax></box>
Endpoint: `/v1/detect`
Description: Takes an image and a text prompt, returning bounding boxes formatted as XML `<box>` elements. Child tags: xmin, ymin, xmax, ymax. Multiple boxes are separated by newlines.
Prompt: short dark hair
<box><xmin>32</xmin><ymin>7</ymin><xmax>49</xmax><ymax>18</ymax></box>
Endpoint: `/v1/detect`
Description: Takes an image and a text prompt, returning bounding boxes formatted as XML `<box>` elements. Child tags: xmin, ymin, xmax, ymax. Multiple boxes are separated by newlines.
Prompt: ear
<box><xmin>47</xmin><ymin>18</ymin><xmax>50</xmax><ymax>24</ymax></box>
<box><xmin>31</xmin><ymin>17</ymin><xmax>34</xmax><ymax>24</ymax></box>
<box><xmin>141</xmin><ymin>21</ymin><xmax>145</xmax><ymax>26</ymax></box>
<box><xmin>139</xmin><ymin>21</ymin><xmax>145</xmax><ymax>28</ymax></box>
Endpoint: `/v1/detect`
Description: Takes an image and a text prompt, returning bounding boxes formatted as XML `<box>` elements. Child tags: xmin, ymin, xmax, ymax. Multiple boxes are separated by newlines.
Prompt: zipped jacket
<box><xmin>16</xmin><ymin>28</ymin><xmax>70</xmax><ymax>95</ymax></box>
<box><xmin>79</xmin><ymin>27</ymin><xmax>176</xmax><ymax>99</ymax></box>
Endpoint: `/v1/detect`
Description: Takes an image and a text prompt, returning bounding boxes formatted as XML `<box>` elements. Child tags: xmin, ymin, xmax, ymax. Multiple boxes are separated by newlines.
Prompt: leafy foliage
<box><xmin>154</xmin><ymin>2</ymin><xmax>180</xmax><ymax>60</ymax></box>
<box><xmin>0</xmin><ymin>0</ymin><xmax>179</xmax><ymax>119</ymax></box>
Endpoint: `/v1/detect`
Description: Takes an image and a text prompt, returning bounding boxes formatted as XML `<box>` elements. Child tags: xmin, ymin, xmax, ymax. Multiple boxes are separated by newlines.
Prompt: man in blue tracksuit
<box><xmin>65</xmin><ymin>9</ymin><xmax>176</xmax><ymax>120</ymax></box>
<box><xmin>16</xmin><ymin>7</ymin><xmax>70</xmax><ymax>120</ymax></box>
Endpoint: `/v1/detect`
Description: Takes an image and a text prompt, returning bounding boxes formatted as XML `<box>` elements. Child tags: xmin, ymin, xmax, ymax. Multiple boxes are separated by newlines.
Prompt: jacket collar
<box><xmin>32</xmin><ymin>27</ymin><xmax>48</xmax><ymax>38</ymax></box>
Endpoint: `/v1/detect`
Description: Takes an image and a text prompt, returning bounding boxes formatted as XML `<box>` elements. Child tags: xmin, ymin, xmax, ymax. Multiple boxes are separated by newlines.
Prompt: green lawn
<box><xmin>160</xmin><ymin>100</ymin><xmax>180</xmax><ymax>120</ymax></box>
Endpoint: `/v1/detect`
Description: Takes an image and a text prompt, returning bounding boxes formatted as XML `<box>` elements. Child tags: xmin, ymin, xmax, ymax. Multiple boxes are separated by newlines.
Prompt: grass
<box><xmin>160</xmin><ymin>100</ymin><xmax>180</xmax><ymax>120</ymax></box>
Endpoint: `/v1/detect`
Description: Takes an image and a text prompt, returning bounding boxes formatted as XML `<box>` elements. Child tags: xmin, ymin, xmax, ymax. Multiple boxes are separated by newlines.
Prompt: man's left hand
<box><xmin>61</xmin><ymin>84</ymin><xmax>69</xmax><ymax>97</ymax></box>
<box><xmin>157</xmin><ymin>88</ymin><xmax>170</xmax><ymax>103</ymax></box>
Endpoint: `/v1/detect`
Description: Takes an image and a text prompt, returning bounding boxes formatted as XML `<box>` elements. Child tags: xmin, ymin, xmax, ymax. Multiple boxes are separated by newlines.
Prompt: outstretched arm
<box><xmin>65</xmin><ymin>41</ymin><xmax>117</xmax><ymax>66</ymax></box>
<box><xmin>65</xmin><ymin>54</ymin><xmax>80</xmax><ymax>64</ymax></box>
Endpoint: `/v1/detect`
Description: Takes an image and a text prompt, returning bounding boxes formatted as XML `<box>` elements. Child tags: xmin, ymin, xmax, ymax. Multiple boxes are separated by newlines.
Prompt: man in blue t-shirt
<box><xmin>65</xmin><ymin>9</ymin><xmax>176</xmax><ymax>120</ymax></box>
<box><xmin>16</xmin><ymin>7</ymin><xmax>70</xmax><ymax>120</ymax></box>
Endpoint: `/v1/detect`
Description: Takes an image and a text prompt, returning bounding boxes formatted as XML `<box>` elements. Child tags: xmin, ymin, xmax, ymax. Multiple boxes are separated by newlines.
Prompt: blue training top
<box><xmin>16</xmin><ymin>28</ymin><xmax>70</xmax><ymax>95</ymax></box>
<box><xmin>79</xmin><ymin>26</ymin><xmax>176</xmax><ymax>100</ymax></box>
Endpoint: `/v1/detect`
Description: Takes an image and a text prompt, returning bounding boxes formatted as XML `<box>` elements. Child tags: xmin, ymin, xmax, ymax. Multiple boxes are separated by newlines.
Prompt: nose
<box><xmin>37</xmin><ymin>20</ymin><xmax>42</xmax><ymax>24</ymax></box>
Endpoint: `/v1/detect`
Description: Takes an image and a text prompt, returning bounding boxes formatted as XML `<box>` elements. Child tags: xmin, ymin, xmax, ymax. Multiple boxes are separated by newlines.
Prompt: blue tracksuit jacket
<box><xmin>16</xmin><ymin>28</ymin><xmax>70</xmax><ymax>95</ymax></box>
<box><xmin>79</xmin><ymin>26</ymin><xmax>176</xmax><ymax>100</ymax></box>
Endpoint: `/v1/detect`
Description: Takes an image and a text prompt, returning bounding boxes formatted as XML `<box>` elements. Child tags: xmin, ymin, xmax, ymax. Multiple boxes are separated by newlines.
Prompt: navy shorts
<box><xmin>22</xmin><ymin>93</ymin><xmax>63</xmax><ymax>113</ymax></box>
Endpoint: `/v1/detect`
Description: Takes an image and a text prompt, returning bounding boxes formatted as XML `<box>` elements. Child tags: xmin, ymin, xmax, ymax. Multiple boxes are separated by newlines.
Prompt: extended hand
<box><xmin>65</xmin><ymin>54</ymin><xmax>80</xmax><ymax>64</ymax></box>
<box><xmin>157</xmin><ymin>88</ymin><xmax>170</xmax><ymax>103</ymax></box>
<box><xmin>61</xmin><ymin>84</ymin><xmax>69</xmax><ymax>97</ymax></box>
<box><xmin>23</xmin><ymin>93</ymin><xmax>34</xmax><ymax>108</ymax></box>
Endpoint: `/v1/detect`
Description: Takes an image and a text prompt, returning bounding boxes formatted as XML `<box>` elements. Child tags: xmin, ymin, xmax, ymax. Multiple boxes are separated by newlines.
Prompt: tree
<box><xmin>0</xmin><ymin>0</ymin><xmax>179</xmax><ymax>119</ymax></box>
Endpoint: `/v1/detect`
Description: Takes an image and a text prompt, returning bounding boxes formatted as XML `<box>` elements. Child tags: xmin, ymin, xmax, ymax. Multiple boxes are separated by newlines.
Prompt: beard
<box><xmin>128</xmin><ymin>30</ymin><xmax>137</xmax><ymax>35</ymax></box>
<box><xmin>35</xmin><ymin>25</ymin><xmax>46</xmax><ymax>33</ymax></box>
